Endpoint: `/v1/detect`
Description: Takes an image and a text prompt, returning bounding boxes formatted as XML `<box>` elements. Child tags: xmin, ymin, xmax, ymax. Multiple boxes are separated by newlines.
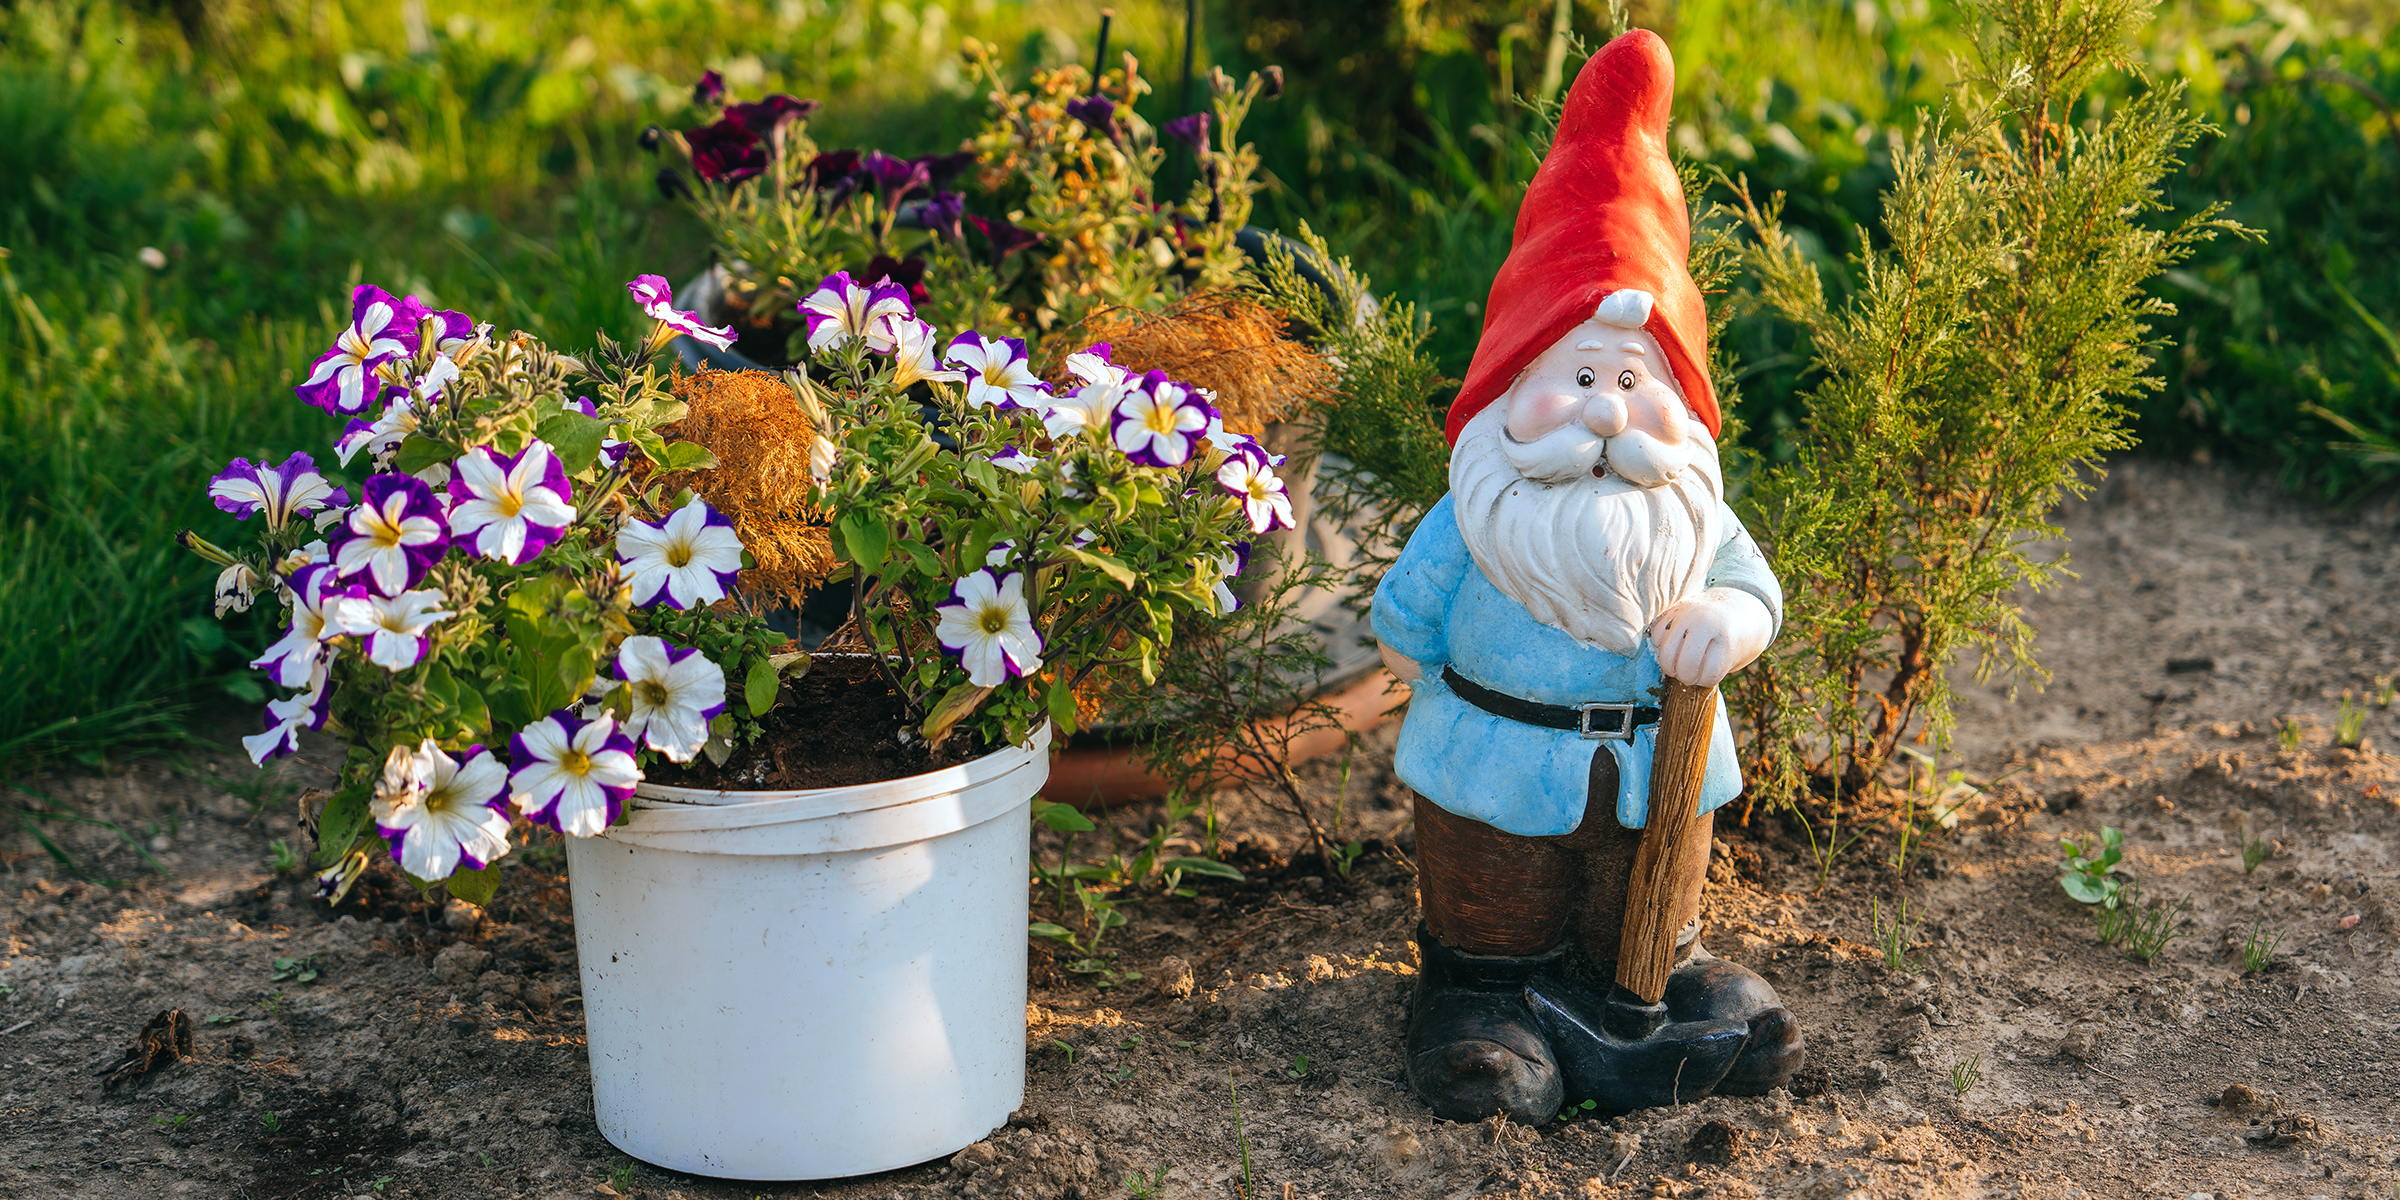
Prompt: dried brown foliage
<box><xmin>1073</xmin><ymin>291</ymin><xmax>1334</xmax><ymax>434</ymax></box>
<box><xmin>656</xmin><ymin>369</ymin><xmax>835</xmax><ymax>608</ymax></box>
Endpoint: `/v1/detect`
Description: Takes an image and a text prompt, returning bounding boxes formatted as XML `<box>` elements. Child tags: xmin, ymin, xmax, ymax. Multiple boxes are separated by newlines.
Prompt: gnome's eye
<box><xmin>1617</xmin><ymin>370</ymin><xmax>1637</xmax><ymax>391</ymax></box>
<box><xmin>1575</xmin><ymin>367</ymin><xmax>1596</xmax><ymax>390</ymax></box>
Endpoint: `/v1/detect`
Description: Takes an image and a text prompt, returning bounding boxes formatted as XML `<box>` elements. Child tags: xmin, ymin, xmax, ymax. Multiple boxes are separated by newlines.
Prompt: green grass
<box><xmin>3</xmin><ymin>0</ymin><xmax>2395</xmax><ymax>766</ymax></box>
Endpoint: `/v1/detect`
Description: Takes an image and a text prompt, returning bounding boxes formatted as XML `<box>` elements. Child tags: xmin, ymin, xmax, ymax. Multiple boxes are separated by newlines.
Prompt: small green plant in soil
<box><xmin>2124</xmin><ymin>892</ymin><xmax>2192</xmax><ymax>964</ymax></box>
<box><xmin>1123</xmin><ymin>1165</ymin><xmax>1173</xmax><ymax>1198</ymax></box>
<box><xmin>1028</xmin><ymin>796</ymin><xmax>1237</xmax><ymax>986</ymax></box>
<box><xmin>1228</xmin><ymin>1071</ymin><xmax>1254</xmax><ymax>1200</ymax></box>
<box><xmin>2094</xmin><ymin>881</ymin><xmax>2142</xmax><ymax>948</ymax></box>
<box><xmin>1871</xmin><ymin>895</ymin><xmax>1925</xmax><ymax>973</ymax></box>
<box><xmin>2335</xmin><ymin>693</ymin><xmax>2367</xmax><ymax>749</ymax></box>
<box><xmin>2375</xmin><ymin>675</ymin><xmax>2396</xmax><ymax>711</ymax></box>
<box><xmin>269</xmin><ymin>956</ymin><xmax>319</xmax><ymax>984</ymax></box>
<box><xmin>1285</xmin><ymin>1053</ymin><xmax>1310</xmax><ymax>1080</ymax></box>
<box><xmin>1951</xmin><ymin>1054</ymin><xmax>1982</xmax><ymax>1096</ymax></box>
<box><xmin>2241</xmin><ymin>920</ymin><xmax>2285</xmax><ymax>974</ymax></box>
<box><xmin>266</xmin><ymin>839</ymin><xmax>301</xmax><ymax>874</ymax></box>
<box><xmin>2276</xmin><ymin>717</ymin><xmax>2305</xmax><ymax>751</ymax></box>
<box><xmin>1554</xmin><ymin>1099</ymin><xmax>1600</xmax><ymax>1123</ymax></box>
<box><xmin>261</xmin><ymin>1111</ymin><xmax>281</xmax><ymax>1133</ymax></box>
<box><xmin>2239</xmin><ymin>828</ymin><xmax>2274</xmax><ymax>876</ymax></box>
<box><xmin>2059</xmin><ymin>827</ymin><xmax>2129</xmax><ymax>908</ymax></box>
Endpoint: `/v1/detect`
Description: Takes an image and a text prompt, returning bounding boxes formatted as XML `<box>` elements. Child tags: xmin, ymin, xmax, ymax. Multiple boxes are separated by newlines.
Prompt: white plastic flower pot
<box><xmin>564</xmin><ymin>724</ymin><xmax>1051</xmax><ymax>1180</ymax></box>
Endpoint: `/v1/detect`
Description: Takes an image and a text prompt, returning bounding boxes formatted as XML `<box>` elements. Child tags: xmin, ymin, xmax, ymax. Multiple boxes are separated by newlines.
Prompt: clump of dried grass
<box><xmin>656</xmin><ymin>369</ymin><xmax>835</xmax><ymax>608</ymax></box>
<box><xmin>1073</xmin><ymin>291</ymin><xmax>1334</xmax><ymax>434</ymax></box>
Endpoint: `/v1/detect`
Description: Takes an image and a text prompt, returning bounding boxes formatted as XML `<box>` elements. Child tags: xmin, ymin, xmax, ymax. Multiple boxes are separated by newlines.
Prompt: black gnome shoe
<box><xmin>1523</xmin><ymin>946</ymin><xmax>1805</xmax><ymax>1112</ymax></box>
<box><xmin>1405</xmin><ymin>929</ymin><xmax>1567</xmax><ymax>1124</ymax></box>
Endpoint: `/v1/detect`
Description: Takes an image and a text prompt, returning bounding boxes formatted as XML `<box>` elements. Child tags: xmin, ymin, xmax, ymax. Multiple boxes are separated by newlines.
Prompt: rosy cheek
<box><xmin>1505</xmin><ymin>388</ymin><xmax>1584</xmax><ymax>442</ymax></box>
<box><xmin>1628</xmin><ymin>389</ymin><xmax>1689</xmax><ymax>444</ymax></box>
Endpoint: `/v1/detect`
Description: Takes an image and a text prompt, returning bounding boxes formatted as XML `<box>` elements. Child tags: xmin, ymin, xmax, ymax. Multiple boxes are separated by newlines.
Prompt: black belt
<box><xmin>1441</xmin><ymin>666</ymin><xmax>1660</xmax><ymax>741</ymax></box>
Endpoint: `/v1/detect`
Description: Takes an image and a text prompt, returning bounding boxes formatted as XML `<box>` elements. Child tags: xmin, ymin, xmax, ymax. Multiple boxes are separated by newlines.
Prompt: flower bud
<box><xmin>638</xmin><ymin>124</ymin><xmax>664</xmax><ymax>153</ymax></box>
<box><xmin>1260</xmin><ymin>65</ymin><xmax>1285</xmax><ymax>100</ymax></box>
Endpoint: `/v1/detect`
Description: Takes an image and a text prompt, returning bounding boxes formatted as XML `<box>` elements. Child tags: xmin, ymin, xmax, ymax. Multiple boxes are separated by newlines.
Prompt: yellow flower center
<box><xmin>1142</xmin><ymin>402</ymin><xmax>1180</xmax><ymax>434</ymax></box>
<box><xmin>666</xmin><ymin>542</ymin><xmax>693</xmax><ymax>568</ymax></box>
<box><xmin>367</xmin><ymin>501</ymin><xmax>408</xmax><ymax>549</ymax></box>
<box><xmin>976</xmin><ymin>605</ymin><xmax>1010</xmax><ymax>635</ymax></box>
<box><xmin>560</xmin><ymin>749</ymin><xmax>592</xmax><ymax>776</ymax></box>
<box><xmin>636</xmin><ymin>681</ymin><xmax>671</xmax><ymax>709</ymax></box>
<box><xmin>497</xmin><ymin>490</ymin><xmax>524</xmax><ymax>519</ymax></box>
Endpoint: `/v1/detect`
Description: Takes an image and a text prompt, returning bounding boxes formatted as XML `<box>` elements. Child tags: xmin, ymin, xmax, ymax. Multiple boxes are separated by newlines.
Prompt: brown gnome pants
<box><xmin>1416</xmin><ymin>748</ymin><xmax>1711</xmax><ymax>969</ymax></box>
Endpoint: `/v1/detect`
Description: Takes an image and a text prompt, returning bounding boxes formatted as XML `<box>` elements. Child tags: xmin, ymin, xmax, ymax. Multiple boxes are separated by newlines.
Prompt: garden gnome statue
<box><xmin>1371</xmin><ymin>29</ymin><xmax>1803</xmax><ymax>1123</ymax></box>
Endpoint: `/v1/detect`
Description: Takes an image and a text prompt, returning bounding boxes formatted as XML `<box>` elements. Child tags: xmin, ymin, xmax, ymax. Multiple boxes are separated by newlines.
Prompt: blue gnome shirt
<box><xmin>1369</xmin><ymin>493</ymin><xmax>1784</xmax><ymax>835</ymax></box>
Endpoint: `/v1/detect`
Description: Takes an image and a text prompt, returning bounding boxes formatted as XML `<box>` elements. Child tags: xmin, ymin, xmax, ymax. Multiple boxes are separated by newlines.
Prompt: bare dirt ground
<box><xmin>5</xmin><ymin>457</ymin><xmax>2399</xmax><ymax>1200</ymax></box>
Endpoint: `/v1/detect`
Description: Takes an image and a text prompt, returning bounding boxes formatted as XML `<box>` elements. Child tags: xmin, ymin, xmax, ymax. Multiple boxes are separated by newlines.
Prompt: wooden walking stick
<box><xmin>1612</xmin><ymin>678</ymin><xmax>1717</xmax><ymax>1005</ymax></box>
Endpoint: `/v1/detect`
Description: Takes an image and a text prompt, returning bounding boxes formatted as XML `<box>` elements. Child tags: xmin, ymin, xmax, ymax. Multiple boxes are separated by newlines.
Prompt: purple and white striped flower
<box><xmin>1205</xmin><ymin>424</ymin><xmax>1285</xmax><ymax>468</ymax></box>
<box><xmin>297</xmin><ymin>285</ymin><xmax>425</xmax><ymax>415</ymax></box>
<box><xmin>242</xmin><ymin>667</ymin><xmax>332</xmax><ymax>765</ymax></box>
<box><xmin>335</xmin><ymin>396</ymin><xmax>418</xmax><ymax>469</ymax></box>
<box><xmin>932</xmin><ymin>569</ymin><xmax>1043</xmax><ymax>688</ymax></box>
<box><xmin>370</xmin><ymin>740</ymin><xmax>513</xmax><ymax>881</ymax></box>
<box><xmin>509</xmin><ymin>711</ymin><xmax>641</xmax><ymax>838</ymax></box>
<box><xmin>611</xmin><ymin>636</ymin><xmax>727</xmax><ymax>763</ymax></box>
<box><xmin>883</xmin><ymin>316</ymin><xmax>965</xmax><ymax>389</ymax></box>
<box><xmin>1111</xmin><ymin>373</ymin><xmax>1214</xmax><ymax>468</ymax></box>
<box><xmin>326</xmin><ymin>587</ymin><xmax>455</xmax><ymax>671</ymax></box>
<box><xmin>987</xmin><ymin>444</ymin><xmax>1036</xmax><ymax>474</ymax></box>
<box><xmin>627</xmin><ymin>274</ymin><xmax>736</xmax><ymax>350</ymax></box>
<box><xmin>210</xmin><ymin>453</ymin><xmax>346</xmax><ymax>532</ymax></box>
<box><xmin>1217</xmin><ymin>455</ymin><xmax>1296</xmax><ymax>534</ymax></box>
<box><xmin>426</xmin><ymin>309</ymin><xmax>484</xmax><ymax>358</ymax></box>
<box><xmin>615</xmin><ymin>496</ymin><xmax>744</xmax><ymax>609</ymax></box>
<box><xmin>332</xmin><ymin>474</ymin><xmax>451</xmax><ymax>594</ymax></box>
<box><xmin>1209</xmin><ymin>542</ymin><xmax>1250</xmax><ymax>615</ymax></box>
<box><xmin>943</xmin><ymin>333</ymin><xmax>1050</xmax><ymax>410</ymax></box>
<box><xmin>214</xmin><ymin>563</ymin><xmax>261</xmax><ymax>618</ymax></box>
<box><xmin>799</xmin><ymin>271</ymin><xmax>913</xmax><ymax>355</ymax></box>
<box><xmin>447</xmin><ymin>441</ymin><xmax>577</xmax><ymax>565</ymax></box>
<box><xmin>252</xmin><ymin>564</ymin><xmax>340</xmax><ymax>687</ymax></box>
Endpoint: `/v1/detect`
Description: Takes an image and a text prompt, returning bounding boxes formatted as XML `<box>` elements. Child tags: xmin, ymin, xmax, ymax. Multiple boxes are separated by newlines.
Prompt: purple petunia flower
<box><xmin>447</xmin><ymin>440</ymin><xmax>577</xmax><ymax>565</ymax></box>
<box><xmin>615</xmin><ymin>496</ymin><xmax>744</xmax><ymax>609</ymax></box>
<box><xmin>242</xmin><ymin>665</ymin><xmax>332</xmax><ymax>765</ymax></box>
<box><xmin>917</xmin><ymin>190</ymin><xmax>966</xmax><ymax>241</ymax></box>
<box><xmin>326</xmin><ymin>585</ymin><xmax>455</xmax><ymax>671</ymax></box>
<box><xmin>692</xmin><ymin>70</ymin><xmax>726</xmax><ymax>107</ymax></box>
<box><xmin>1163</xmin><ymin>111</ymin><xmax>1212</xmax><ymax>154</ymax></box>
<box><xmin>1209</xmin><ymin>541</ymin><xmax>1252</xmax><ymax>614</ymax></box>
<box><xmin>611</xmin><ymin>635</ymin><xmax>727</xmax><ymax>763</ymax></box>
<box><xmin>510</xmin><ymin>710</ymin><xmax>641</xmax><ymax>837</ymax></box>
<box><xmin>860</xmin><ymin>254</ymin><xmax>928</xmax><ymax>305</ymax></box>
<box><xmin>860</xmin><ymin>150</ymin><xmax>930</xmax><ymax>206</ymax></box>
<box><xmin>912</xmin><ymin>150</ymin><xmax>978</xmax><ymax>189</ymax></box>
<box><xmin>724</xmin><ymin>93</ymin><xmax>818</xmax><ymax>136</ymax></box>
<box><xmin>210</xmin><ymin>452</ymin><xmax>347</xmax><ymax>532</ymax></box>
<box><xmin>370</xmin><ymin>740</ymin><xmax>513</xmax><ymax>881</ymax></box>
<box><xmin>1217</xmin><ymin>455</ymin><xmax>1296</xmax><ymax>534</ymax></box>
<box><xmin>331</xmin><ymin>473</ymin><xmax>451</xmax><ymax>595</ymax></box>
<box><xmin>425</xmin><ymin>308</ymin><xmax>482</xmax><ymax>358</ymax></box>
<box><xmin>686</xmin><ymin>119</ymin><xmax>767</xmax><ymax>184</ymax></box>
<box><xmin>627</xmin><ymin>273</ymin><xmax>736</xmax><ymax>350</ymax></box>
<box><xmin>297</xmin><ymin>285</ymin><xmax>426</xmax><ymax>415</ymax></box>
<box><xmin>942</xmin><ymin>332</ymin><xmax>1050</xmax><ymax>410</ymax></box>
<box><xmin>1064</xmin><ymin>94</ymin><xmax>1117</xmax><ymax>136</ymax></box>
<box><xmin>966</xmin><ymin>214</ymin><xmax>1042</xmax><ymax>264</ymax></box>
<box><xmin>1112</xmin><ymin>371</ymin><xmax>1215</xmax><ymax>468</ymax></box>
<box><xmin>987</xmin><ymin>444</ymin><xmax>1037</xmax><ymax>474</ymax></box>
<box><xmin>251</xmin><ymin>564</ymin><xmax>340</xmax><ymax>688</ymax></box>
<box><xmin>798</xmin><ymin>270</ymin><xmax>913</xmax><ymax>355</ymax></box>
<box><xmin>806</xmin><ymin>148</ymin><xmax>862</xmax><ymax>187</ymax></box>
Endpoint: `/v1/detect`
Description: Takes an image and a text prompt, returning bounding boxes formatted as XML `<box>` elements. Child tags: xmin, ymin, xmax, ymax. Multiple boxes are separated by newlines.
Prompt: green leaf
<box><xmin>1047</xmin><ymin>671</ymin><xmax>1080</xmax><ymax>736</ymax></box>
<box><xmin>1032</xmin><ymin>799</ymin><xmax>1095</xmax><ymax>833</ymax></box>
<box><xmin>1062</xmin><ymin>546</ymin><xmax>1136</xmax><ymax>588</ymax></box>
<box><xmin>393</xmin><ymin>435</ymin><xmax>463</xmax><ymax>478</ymax></box>
<box><xmin>658</xmin><ymin>441</ymin><xmax>720</xmax><ymax>472</ymax></box>
<box><xmin>1162</xmin><ymin>856</ymin><xmax>1246</xmax><ymax>881</ymax></box>
<box><xmin>445</xmin><ymin>865</ymin><xmax>502</xmax><ymax>907</ymax></box>
<box><xmin>1027</xmin><ymin>922</ymin><xmax>1076</xmax><ymax>943</ymax></box>
<box><xmin>922</xmin><ymin>681</ymin><xmax>994</xmax><ymax>746</ymax></box>
<box><xmin>533</xmin><ymin>413</ymin><xmax>608</xmax><ymax>475</ymax></box>
<box><xmin>839</xmin><ymin>514</ymin><xmax>889</xmax><ymax>572</ymax></box>
<box><xmin>744</xmin><ymin>656</ymin><xmax>779</xmax><ymax>718</ymax></box>
<box><xmin>900</xmin><ymin>540</ymin><xmax>944</xmax><ymax>577</ymax></box>
<box><xmin>2060</xmin><ymin>873</ymin><xmax>2108</xmax><ymax>904</ymax></box>
<box><xmin>313</xmin><ymin>786</ymin><xmax>371</xmax><ymax>868</ymax></box>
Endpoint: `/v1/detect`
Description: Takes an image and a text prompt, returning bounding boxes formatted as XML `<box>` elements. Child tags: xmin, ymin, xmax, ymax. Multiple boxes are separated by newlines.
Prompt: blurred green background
<box><xmin>3</xmin><ymin>0</ymin><xmax>2394</xmax><ymax>766</ymax></box>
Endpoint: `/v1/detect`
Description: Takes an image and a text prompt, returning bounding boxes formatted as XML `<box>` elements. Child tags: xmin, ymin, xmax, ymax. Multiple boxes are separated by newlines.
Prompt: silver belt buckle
<box><xmin>1577</xmin><ymin>702</ymin><xmax>1638</xmax><ymax>741</ymax></box>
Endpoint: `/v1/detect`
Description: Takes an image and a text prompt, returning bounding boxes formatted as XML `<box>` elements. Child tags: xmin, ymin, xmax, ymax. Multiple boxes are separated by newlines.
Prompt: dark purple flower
<box><xmin>686</xmin><ymin>119</ymin><xmax>766</xmax><ymax>185</ymax></box>
<box><xmin>860</xmin><ymin>149</ymin><xmax>930</xmax><ymax>206</ymax></box>
<box><xmin>1065</xmin><ymin>94</ymin><xmax>1117</xmax><ymax>136</ymax></box>
<box><xmin>1163</xmin><ymin>112</ymin><xmax>1212</xmax><ymax>155</ymax></box>
<box><xmin>861</xmin><ymin>254</ymin><xmax>928</xmax><ymax>305</ymax></box>
<box><xmin>911</xmin><ymin>150</ymin><xmax>978</xmax><ymax>189</ymax></box>
<box><xmin>692</xmin><ymin>70</ymin><xmax>726</xmax><ymax>107</ymax></box>
<box><xmin>638</xmin><ymin>125</ymin><xmax>665</xmax><ymax>153</ymax></box>
<box><xmin>724</xmin><ymin>94</ymin><xmax>819</xmax><ymax>135</ymax></box>
<box><xmin>916</xmin><ymin>190</ymin><xmax>965</xmax><ymax>241</ymax></box>
<box><xmin>805</xmin><ymin>149</ymin><xmax>861</xmax><ymax>186</ymax></box>
<box><xmin>966</xmin><ymin>214</ymin><xmax>1042</xmax><ymax>264</ymax></box>
<box><xmin>655</xmin><ymin>168</ymin><xmax>693</xmax><ymax>201</ymax></box>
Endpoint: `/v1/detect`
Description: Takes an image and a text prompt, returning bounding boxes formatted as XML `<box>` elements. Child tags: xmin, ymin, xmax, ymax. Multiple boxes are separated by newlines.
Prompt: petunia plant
<box><xmin>180</xmin><ymin>276</ymin><xmax>782</xmax><ymax>905</ymax></box>
<box><xmin>792</xmin><ymin>272</ymin><xmax>1292</xmax><ymax>750</ymax></box>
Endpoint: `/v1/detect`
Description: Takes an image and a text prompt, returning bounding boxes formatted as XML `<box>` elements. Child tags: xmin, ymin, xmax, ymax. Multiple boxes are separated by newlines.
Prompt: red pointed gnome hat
<box><xmin>1444</xmin><ymin>29</ymin><xmax>1716</xmax><ymax>445</ymax></box>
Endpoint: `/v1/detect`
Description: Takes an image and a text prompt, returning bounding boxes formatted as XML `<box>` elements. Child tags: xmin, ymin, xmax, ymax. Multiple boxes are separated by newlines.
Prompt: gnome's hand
<box><xmin>1378</xmin><ymin>642</ymin><xmax>1424</xmax><ymax>684</ymax></box>
<box><xmin>1651</xmin><ymin>588</ymin><xmax>1773</xmax><ymax>687</ymax></box>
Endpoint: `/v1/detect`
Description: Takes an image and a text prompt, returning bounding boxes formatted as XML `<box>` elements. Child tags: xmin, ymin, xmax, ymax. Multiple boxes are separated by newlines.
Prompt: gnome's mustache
<box><xmin>1501</xmin><ymin>422</ymin><xmax>1707</xmax><ymax>490</ymax></box>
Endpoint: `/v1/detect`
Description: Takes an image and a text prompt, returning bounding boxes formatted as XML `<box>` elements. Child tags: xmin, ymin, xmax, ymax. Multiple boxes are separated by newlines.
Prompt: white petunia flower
<box><xmin>1217</xmin><ymin>456</ymin><xmax>1297</xmax><ymax>534</ymax></box>
<box><xmin>932</xmin><ymin>569</ymin><xmax>1044</xmax><ymax>687</ymax></box>
<box><xmin>614</xmin><ymin>496</ymin><xmax>745</xmax><ymax>610</ymax></box>
<box><xmin>241</xmin><ymin>663</ymin><xmax>331</xmax><ymax>765</ymax></box>
<box><xmin>882</xmin><ymin>316</ymin><xmax>966</xmax><ymax>390</ymax></box>
<box><xmin>214</xmin><ymin>563</ymin><xmax>261</xmax><ymax>618</ymax></box>
<box><xmin>446</xmin><ymin>441</ymin><xmax>578</xmax><ymax>565</ymax></box>
<box><xmin>327</xmin><ymin>588</ymin><xmax>455</xmax><ymax>671</ymax></box>
<box><xmin>611</xmin><ymin>636</ymin><xmax>728</xmax><ymax>763</ymax></box>
<box><xmin>252</xmin><ymin>565</ymin><xmax>340</xmax><ymax>687</ymax></box>
<box><xmin>942</xmin><ymin>332</ymin><xmax>1051</xmax><ymax>410</ymax></box>
<box><xmin>509</xmin><ymin>711</ymin><xmax>641</xmax><ymax>838</ymax></box>
<box><xmin>370</xmin><ymin>739</ymin><xmax>513</xmax><ymax>882</ymax></box>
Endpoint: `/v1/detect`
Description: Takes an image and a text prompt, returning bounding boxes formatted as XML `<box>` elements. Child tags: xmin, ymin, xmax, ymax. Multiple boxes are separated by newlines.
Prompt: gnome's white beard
<box><xmin>1450</xmin><ymin>404</ymin><xmax>1724</xmax><ymax>655</ymax></box>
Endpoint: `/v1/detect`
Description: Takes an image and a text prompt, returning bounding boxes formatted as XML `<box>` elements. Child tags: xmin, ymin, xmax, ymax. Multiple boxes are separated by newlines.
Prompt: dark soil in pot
<box><xmin>643</xmin><ymin>653</ymin><xmax>992</xmax><ymax>792</ymax></box>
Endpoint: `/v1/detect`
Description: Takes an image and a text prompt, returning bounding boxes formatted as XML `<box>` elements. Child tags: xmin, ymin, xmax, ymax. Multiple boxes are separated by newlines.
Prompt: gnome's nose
<box><xmin>1580</xmin><ymin>392</ymin><xmax>1629</xmax><ymax>438</ymax></box>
